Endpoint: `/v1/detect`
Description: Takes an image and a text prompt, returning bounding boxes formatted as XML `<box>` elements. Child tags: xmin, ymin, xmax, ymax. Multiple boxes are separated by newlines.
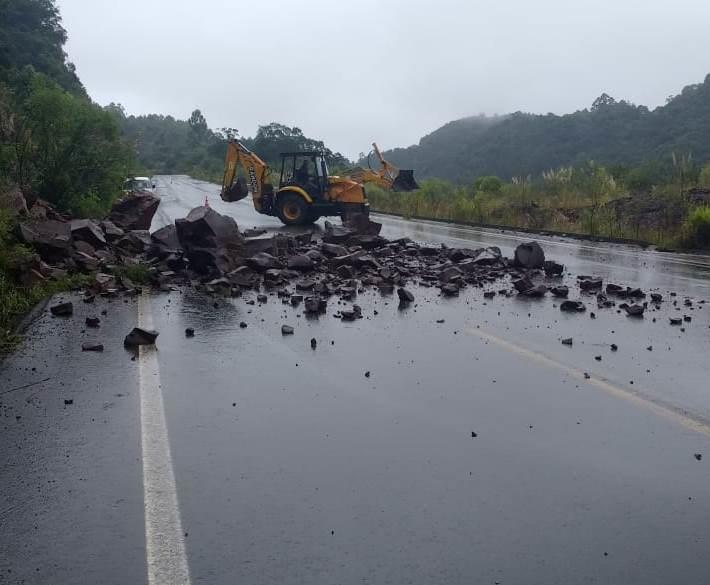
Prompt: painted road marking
<box><xmin>139</xmin><ymin>295</ymin><xmax>192</xmax><ymax>585</ymax></box>
<box><xmin>466</xmin><ymin>326</ymin><xmax>710</xmax><ymax>437</ymax></box>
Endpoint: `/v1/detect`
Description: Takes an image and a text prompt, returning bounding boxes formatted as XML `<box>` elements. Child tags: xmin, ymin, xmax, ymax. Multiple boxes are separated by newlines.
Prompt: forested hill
<box><xmin>382</xmin><ymin>75</ymin><xmax>710</xmax><ymax>183</ymax></box>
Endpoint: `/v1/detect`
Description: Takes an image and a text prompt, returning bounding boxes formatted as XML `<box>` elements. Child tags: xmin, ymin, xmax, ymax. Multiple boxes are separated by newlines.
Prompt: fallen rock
<box><xmin>513</xmin><ymin>276</ymin><xmax>535</xmax><ymax>293</ymax></box>
<box><xmin>150</xmin><ymin>224</ymin><xmax>182</xmax><ymax>255</ymax></box>
<box><xmin>623</xmin><ymin>303</ymin><xmax>645</xmax><ymax>317</ymax></box>
<box><xmin>19</xmin><ymin>220</ymin><xmax>72</xmax><ymax>260</ymax></box>
<box><xmin>397</xmin><ymin>288</ymin><xmax>414</xmax><ymax>304</ymax></box>
<box><xmin>124</xmin><ymin>327</ymin><xmax>159</xmax><ymax>346</ymax></box>
<box><xmin>81</xmin><ymin>342</ymin><xmax>104</xmax><ymax>352</ymax></box>
<box><xmin>551</xmin><ymin>285</ymin><xmax>569</xmax><ymax>298</ymax></box>
<box><xmin>287</xmin><ymin>254</ymin><xmax>315</xmax><ymax>272</ymax></box>
<box><xmin>85</xmin><ymin>316</ymin><xmax>101</xmax><ymax>328</ymax></box>
<box><xmin>579</xmin><ymin>277</ymin><xmax>603</xmax><ymax>291</ymax></box>
<box><xmin>514</xmin><ymin>241</ymin><xmax>545</xmax><ymax>269</ymax></box>
<box><xmin>323</xmin><ymin>221</ymin><xmax>355</xmax><ymax>243</ymax></box>
<box><xmin>543</xmin><ymin>260</ymin><xmax>564</xmax><ymax>276</ymax></box>
<box><xmin>560</xmin><ymin>300</ymin><xmax>586</xmax><ymax>312</ymax></box>
<box><xmin>108</xmin><ymin>191</ymin><xmax>160</xmax><ymax>231</ymax></box>
<box><xmin>185</xmin><ymin>327</ymin><xmax>195</xmax><ymax>338</ymax></box>
<box><xmin>281</xmin><ymin>324</ymin><xmax>294</xmax><ymax>335</ymax></box>
<box><xmin>50</xmin><ymin>301</ymin><xmax>73</xmax><ymax>316</ymax></box>
<box><xmin>247</xmin><ymin>252</ymin><xmax>281</xmax><ymax>272</ymax></box>
<box><xmin>561</xmin><ymin>337</ymin><xmax>573</xmax><ymax>345</ymax></box>
<box><xmin>175</xmin><ymin>206</ymin><xmax>246</xmax><ymax>274</ymax></box>
<box><xmin>520</xmin><ymin>285</ymin><xmax>547</xmax><ymax>298</ymax></box>
<box><xmin>320</xmin><ymin>242</ymin><xmax>348</xmax><ymax>257</ymax></box>
<box><xmin>70</xmin><ymin>219</ymin><xmax>106</xmax><ymax>249</ymax></box>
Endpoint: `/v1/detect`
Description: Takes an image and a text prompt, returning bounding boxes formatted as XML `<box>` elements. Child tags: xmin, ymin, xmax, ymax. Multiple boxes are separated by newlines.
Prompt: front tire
<box><xmin>277</xmin><ymin>193</ymin><xmax>309</xmax><ymax>226</ymax></box>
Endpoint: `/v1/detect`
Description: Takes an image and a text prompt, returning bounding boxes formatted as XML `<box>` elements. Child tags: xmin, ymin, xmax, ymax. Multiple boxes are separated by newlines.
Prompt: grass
<box><xmin>366</xmin><ymin>178</ymin><xmax>706</xmax><ymax>249</ymax></box>
<box><xmin>0</xmin><ymin>270</ymin><xmax>89</xmax><ymax>350</ymax></box>
<box><xmin>113</xmin><ymin>263</ymin><xmax>152</xmax><ymax>285</ymax></box>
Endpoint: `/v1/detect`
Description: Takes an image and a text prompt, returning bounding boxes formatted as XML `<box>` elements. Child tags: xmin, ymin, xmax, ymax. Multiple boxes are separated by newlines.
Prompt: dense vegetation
<box><xmin>0</xmin><ymin>0</ymin><xmax>130</xmax><ymax>216</ymax></box>
<box><xmin>0</xmin><ymin>0</ymin><xmax>129</xmax><ymax>345</ymax></box>
<box><xmin>380</xmin><ymin>79</ymin><xmax>710</xmax><ymax>184</ymax></box>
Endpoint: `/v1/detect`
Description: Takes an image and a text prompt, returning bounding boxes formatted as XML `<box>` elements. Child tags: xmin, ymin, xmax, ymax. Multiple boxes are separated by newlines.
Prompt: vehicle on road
<box><xmin>123</xmin><ymin>176</ymin><xmax>156</xmax><ymax>193</ymax></box>
<box><xmin>220</xmin><ymin>141</ymin><xmax>417</xmax><ymax>226</ymax></box>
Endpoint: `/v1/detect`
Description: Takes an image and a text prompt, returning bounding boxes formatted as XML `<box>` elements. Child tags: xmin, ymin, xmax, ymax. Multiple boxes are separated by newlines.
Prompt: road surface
<box><xmin>2</xmin><ymin>175</ymin><xmax>709</xmax><ymax>585</ymax></box>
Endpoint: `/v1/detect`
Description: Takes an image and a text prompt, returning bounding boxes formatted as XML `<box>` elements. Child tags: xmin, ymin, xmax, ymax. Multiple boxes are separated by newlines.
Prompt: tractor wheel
<box><xmin>277</xmin><ymin>193</ymin><xmax>309</xmax><ymax>226</ymax></box>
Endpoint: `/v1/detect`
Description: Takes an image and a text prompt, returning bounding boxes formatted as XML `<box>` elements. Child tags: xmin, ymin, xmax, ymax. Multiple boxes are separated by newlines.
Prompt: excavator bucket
<box><xmin>392</xmin><ymin>170</ymin><xmax>420</xmax><ymax>192</ymax></box>
<box><xmin>220</xmin><ymin>177</ymin><xmax>249</xmax><ymax>203</ymax></box>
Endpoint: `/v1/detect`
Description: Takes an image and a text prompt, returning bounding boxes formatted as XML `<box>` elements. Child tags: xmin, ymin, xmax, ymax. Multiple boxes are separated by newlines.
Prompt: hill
<box><xmin>381</xmin><ymin>75</ymin><xmax>710</xmax><ymax>183</ymax></box>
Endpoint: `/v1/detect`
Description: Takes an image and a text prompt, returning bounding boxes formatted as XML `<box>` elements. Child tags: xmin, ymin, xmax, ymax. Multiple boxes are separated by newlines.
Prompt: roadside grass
<box><xmin>113</xmin><ymin>263</ymin><xmax>152</xmax><ymax>285</ymax></box>
<box><xmin>366</xmin><ymin>181</ymin><xmax>703</xmax><ymax>249</ymax></box>
<box><xmin>0</xmin><ymin>270</ymin><xmax>90</xmax><ymax>351</ymax></box>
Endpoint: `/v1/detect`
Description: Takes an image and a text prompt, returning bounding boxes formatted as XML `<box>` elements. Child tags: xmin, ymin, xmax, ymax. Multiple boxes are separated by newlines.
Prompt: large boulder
<box><xmin>70</xmin><ymin>219</ymin><xmax>106</xmax><ymax>248</ymax></box>
<box><xmin>514</xmin><ymin>241</ymin><xmax>545</xmax><ymax>269</ymax></box>
<box><xmin>108</xmin><ymin>191</ymin><xmax>160</xmax><ymax>231</ymax></box>
<box><xmin>150</xmin><ymin>224</ymin><xmax>182</xmax><ymax>256</ymax></box>
<box><xmin>19</xmin><ymin>220</ymin><xmax>72</xmax><ymax>260</ymax></box>
<box><xmin>175</xmin><ymin>206</ymin><xmax>246</xmax><ymax>274</ymax></box>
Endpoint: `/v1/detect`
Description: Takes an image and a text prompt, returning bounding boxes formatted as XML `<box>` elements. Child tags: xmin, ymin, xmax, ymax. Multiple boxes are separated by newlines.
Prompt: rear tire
<box><xmin>277</xmin><ymin>193</ymin><xmax>309</xmax><ymax>226</ymax></box>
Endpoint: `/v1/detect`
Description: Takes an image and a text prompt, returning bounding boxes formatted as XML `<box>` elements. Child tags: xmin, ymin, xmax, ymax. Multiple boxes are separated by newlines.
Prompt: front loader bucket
<box><xmin>220</xmin><ymin>177</ymin><xmax>249</xmax><ymax>202</ymax></box>
<box><xmin>392</xmin><ymin>170</ymin><xmax>419</xmax><ymax>192</ymax></box>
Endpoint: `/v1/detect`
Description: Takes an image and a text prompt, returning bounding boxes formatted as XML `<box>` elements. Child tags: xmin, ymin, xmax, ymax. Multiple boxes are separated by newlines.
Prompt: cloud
<box><xmin>58</xmin><ymin>0</ymin><xmax>710</xmax><ymax>159</ymax></box>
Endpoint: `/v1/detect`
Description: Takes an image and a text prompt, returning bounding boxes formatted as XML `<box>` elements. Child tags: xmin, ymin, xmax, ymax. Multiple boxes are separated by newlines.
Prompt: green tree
<box><xmin>474</xmin><ymin>175</ymin><xmax>503</xmax><ymax>194</ymax></box>
<box><xmin>1</xmin><ymin>73</ymin><xmax>130</xmax><ymax>215</ymax></box>
<box><xmin>0</xmin><ymin>0</ymin><xmax>84</xmax><ymax>95</ymax></box>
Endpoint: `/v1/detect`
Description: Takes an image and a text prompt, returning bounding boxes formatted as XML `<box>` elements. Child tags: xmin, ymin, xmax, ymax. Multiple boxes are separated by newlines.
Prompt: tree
<box><xmin>0</xmin><ymin>0</ymin><xmax>84</xmax><ymax>95</ymax></box>
<box><xmin>591</xmin><ymin>93</ymin><xmax>617</xmax><ymax>111</ymax></box>
<box><xmin>188</xmin><ymin>108</ymin><xmax>208</xmax><ymax>145</ymax></box>
<box><xmin>474</xmin><ymin>175</ymin><xmax>502</xmax><ymax>194</ymax></box>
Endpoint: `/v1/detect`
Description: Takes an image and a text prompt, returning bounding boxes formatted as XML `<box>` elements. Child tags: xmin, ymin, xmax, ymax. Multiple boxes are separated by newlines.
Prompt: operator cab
<box><xmin>279</xmin><ymin>152</ymin><xmax>329</xmax><ymax>201</ymax></box>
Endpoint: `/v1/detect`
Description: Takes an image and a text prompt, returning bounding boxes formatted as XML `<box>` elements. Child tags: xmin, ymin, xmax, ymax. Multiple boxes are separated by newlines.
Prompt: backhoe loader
<box><xmin>220</xmin><ymin>140</ymin><xmax>418</xmax><ymax>227</ymax></box>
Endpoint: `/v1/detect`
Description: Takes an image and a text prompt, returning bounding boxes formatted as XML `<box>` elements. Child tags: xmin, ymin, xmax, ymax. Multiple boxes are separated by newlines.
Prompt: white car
<box><xmin>123</xmin><ymin>177</ymin><xmax>155</xmax><ymax>193</ymax></box>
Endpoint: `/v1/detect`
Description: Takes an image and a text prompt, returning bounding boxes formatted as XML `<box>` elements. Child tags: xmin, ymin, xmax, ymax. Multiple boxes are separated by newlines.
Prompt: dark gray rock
<box><xmin>514</xmin><ymin>241</ymin><xmax>545</xmax><ymax>269</ymax></box>
<box><xmin>50</xmin><ymin>301</ymin><xmax>73</xmax><ymax>316</ymax></box>
<box><xmin>108</xmin><ymin>191</ymin><xmax>160</xmax><ymax>231</ymax></box>
<box><xmin>560</xmin><ymin>300</ymin><xmax>586</xmax><ymax>312</ymax></box>
<box><xmin>124</xmin><ymin>327</ymin><xmax>159</xmax><ymax>346</ymax></box>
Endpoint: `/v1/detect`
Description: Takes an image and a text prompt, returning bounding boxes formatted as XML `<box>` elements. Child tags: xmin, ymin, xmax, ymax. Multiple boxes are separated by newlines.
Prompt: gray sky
<box><xmin>58</xmin><ymin>0</ymin><xmax>710</xmax><ymax>159</ymax></box>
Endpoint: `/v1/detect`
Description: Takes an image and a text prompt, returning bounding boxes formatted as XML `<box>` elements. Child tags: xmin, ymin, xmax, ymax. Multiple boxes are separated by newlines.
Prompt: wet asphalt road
<box><xmin>2</xmin><ymin>174</ymin><xmax>710</xmax><ymax>585</ymax></box>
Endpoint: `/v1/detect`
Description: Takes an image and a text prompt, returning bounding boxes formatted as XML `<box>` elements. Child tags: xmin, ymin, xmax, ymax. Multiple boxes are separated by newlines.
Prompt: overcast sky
<box><xmin>57</xmin><ymin>0</ymin><xmax>710</xmax><ymax>159</ymax></box>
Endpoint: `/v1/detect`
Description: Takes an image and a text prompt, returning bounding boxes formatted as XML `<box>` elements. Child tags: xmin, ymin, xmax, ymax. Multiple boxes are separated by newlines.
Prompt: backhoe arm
<box><xmin>347</xmin><ymin>142</ymin><xmax>419</xmax><ymax>192</ymax></box>
<box><xmin>221</xmin><ymin>140</ymin><xmax>271</xmax><ymax>204</ymax></box>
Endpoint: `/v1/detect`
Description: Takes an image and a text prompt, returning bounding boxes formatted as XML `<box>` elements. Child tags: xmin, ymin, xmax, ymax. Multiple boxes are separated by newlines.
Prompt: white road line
<box><xmin>465</xmin><ymin>326</ymin><xmax>710</xmax><ymax>437</ymax></box>
<box><xmin>138</xmin><ymin>295</ymin><xmax>191</xmax><ymax>585</ymax></box>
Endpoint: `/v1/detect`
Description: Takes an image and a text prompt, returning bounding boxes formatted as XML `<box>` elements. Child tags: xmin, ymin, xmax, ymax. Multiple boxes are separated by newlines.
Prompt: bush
<box><xmin>684</xmin><ymin>206</ymin><xmax>710</xmax><ymax>248</ymax></box>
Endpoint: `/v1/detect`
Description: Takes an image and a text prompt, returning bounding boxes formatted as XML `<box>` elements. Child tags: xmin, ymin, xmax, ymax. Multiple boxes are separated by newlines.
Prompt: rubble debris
<box><xmin>560</xmin><ymin>300</ymin><xmax>586</xmax><ymax>313</ymax></box>
<box><xmin>185</xmin><ymin>327</ymin><xmax>195</xmax><ymax>338</ymax></box>
<box><xmin>108</xmin><ymin>190</ymin><xmax>160</xmax><ymax>230</ymax></box>
<box><xmin>579</xmin><ymin>277</ymin><xmax>603</xmax><ymax>291</ymax></box>
<box><xmin>81</xmin><ymin>342</ymin><xmax>104</xmax><ymax>352</ymax></box>
<box><xmin>622</xmin><ymin>303</ymin><xmax>645</xmax><ymax>317</ymax></box>
<box><xmin>514</xmin><ymin>241</ymin><xmax>545</xmax><ymax>269</ymax></box>
<box><xmin>85</xmin><ymin>316</ymin><xmax>101</xmax><ymax>328</ymax></box>
<box><xmin>124</xmin><ymin>327</ymin><xmax>159</xmax><ymax>347</ymax></box>
<box><xmin>397</xmin><ymin>288</ymin><xmax>414</xmax><ymax>305</ymax></box>
<box><xmin>175</xmin><ymin>206</ymin><xmax>246</xmax><ymax>274</ymax></box>
<box><xmin>310</xmin><ymin>338</ymin><xmax>317</xmax><ymax>349</ymax></box>
<box><xmin>694</xmin><ymin>453</ymin><xmax>703</xmax><ymax>461</ymax></box>
<box><xmin>561</xmin><ymin>338</ymin><xmax>573</xmax><ymax>345</ymax></box>
<box><xmin>50</xmin><ymin>301</ymin><xmax>74</xmax><ymax>316</ymax></box>
<box><xmin>281</xmin><ymin>324</ymin><xmax>294</xmax><ymax>335</ymax></box>
<box><xmin>20</xmin><ymin>220</ymin><xmax>72</xmax><ymax>260</ymax></box>
<box><xmin>669</xmin><ymin>317</ymin><xmax>682</xmax><ymax>325</ymax></box>
<box><xmin>70</xmin><ymin>219</ymin><xmax>107</xmax><ymax>248</ymax></box>
<box><xmin>543</xmin><ymin>260</ymin><xmax>564</xmax><ymax>276</ymax></box>
<box><xmin>551</xmin><ymin>285</ymin><xmax>569</xmax><ymax>298</ymax></box>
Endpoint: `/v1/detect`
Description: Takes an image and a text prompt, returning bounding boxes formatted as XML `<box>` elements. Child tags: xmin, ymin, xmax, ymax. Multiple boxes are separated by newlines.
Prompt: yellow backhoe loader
<box><xmin>220</xmin><ymin>140</ymin><xmax>418</xmax><ymax>227</ymax></box>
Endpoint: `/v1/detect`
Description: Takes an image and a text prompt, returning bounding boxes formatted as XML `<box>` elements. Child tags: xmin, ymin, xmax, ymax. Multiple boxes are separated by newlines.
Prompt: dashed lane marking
<box><xmin>139</xmin><ymin>294</ymin><xmax>191</xmax><ymax>585</ymax></box>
